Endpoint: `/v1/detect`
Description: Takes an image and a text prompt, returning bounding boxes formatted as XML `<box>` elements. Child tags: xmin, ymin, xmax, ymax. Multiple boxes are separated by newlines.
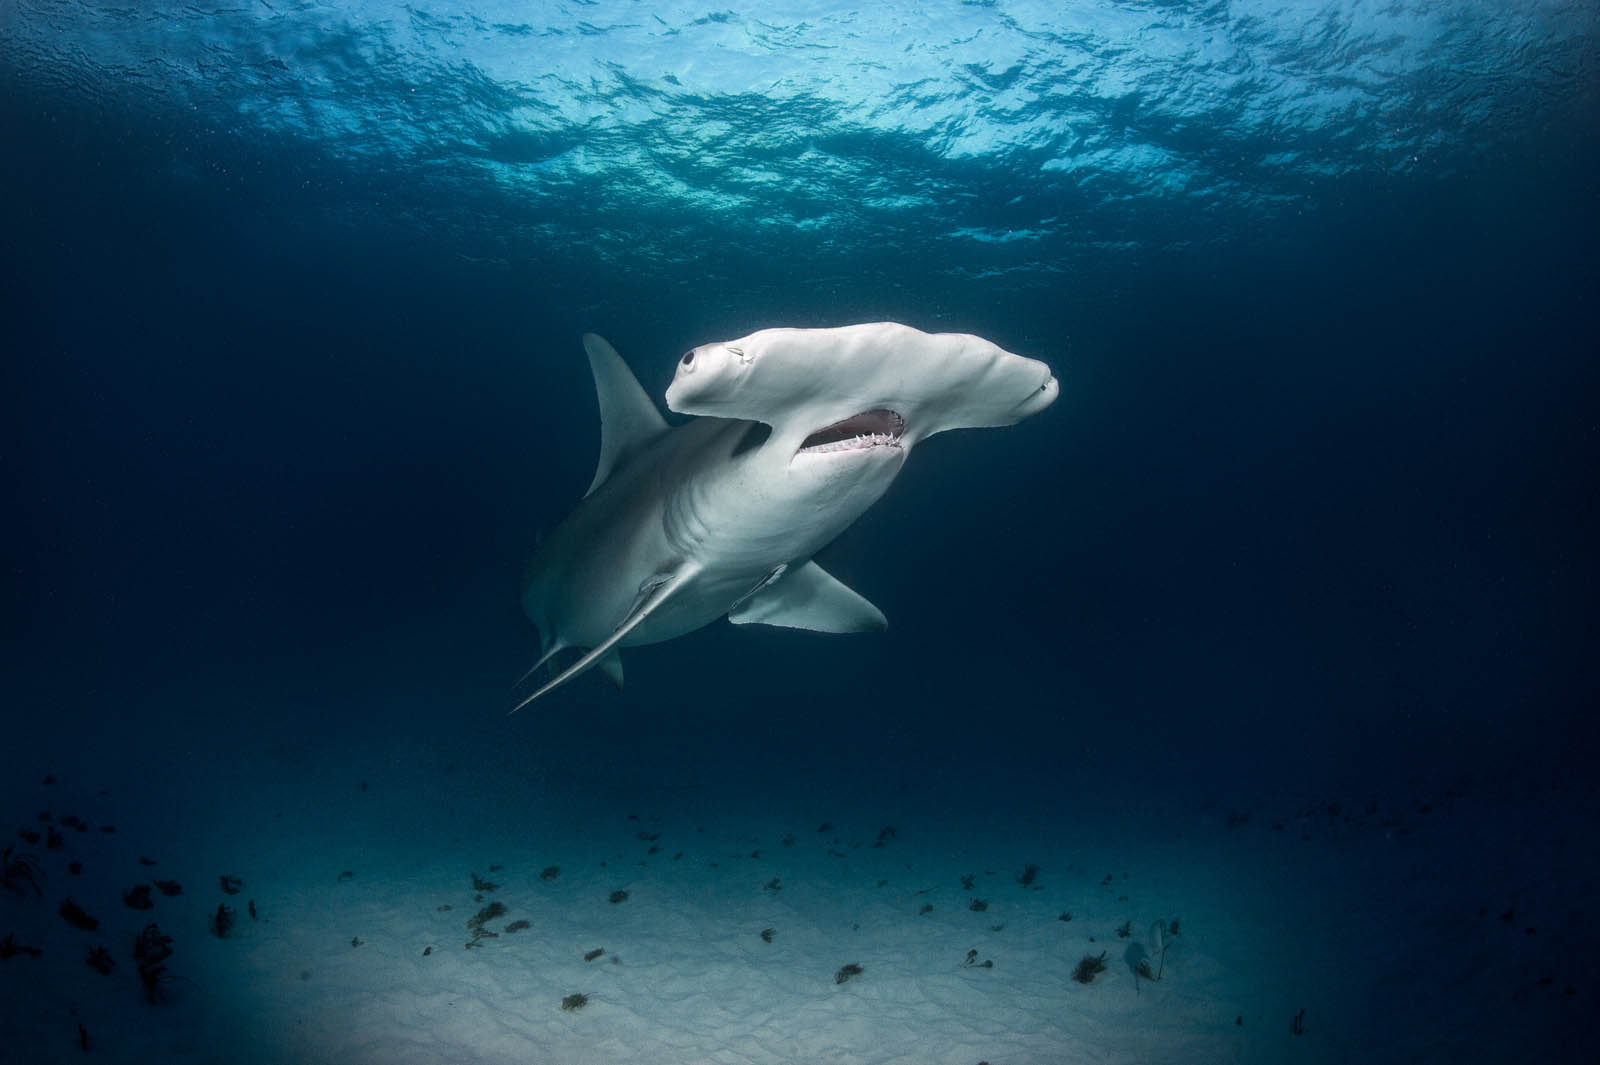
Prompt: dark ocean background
<box><xmin>1</xmin><ymin>3</ymin><xmax>1598</xmax><ymax>1060</ymax></box>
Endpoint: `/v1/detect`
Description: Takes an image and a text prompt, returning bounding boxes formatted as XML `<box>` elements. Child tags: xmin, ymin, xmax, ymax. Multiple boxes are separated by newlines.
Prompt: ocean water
<box><xmin>2</xmin><ymin>3</ymin><xmax>1597</xmax><ymax>1063</ymax></box>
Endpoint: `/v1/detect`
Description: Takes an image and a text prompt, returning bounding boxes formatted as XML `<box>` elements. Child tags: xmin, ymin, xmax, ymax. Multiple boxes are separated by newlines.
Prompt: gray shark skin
<box><xmin>511</xmin><ymin>322</ymin><xmax>1058</xmax><ymax>712</ymax></box>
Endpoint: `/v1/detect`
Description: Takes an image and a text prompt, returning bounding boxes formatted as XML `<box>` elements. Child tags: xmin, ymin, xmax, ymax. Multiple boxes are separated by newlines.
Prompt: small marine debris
<box><xmin>84</xmin><ymin>944</ymin><xmax>115</xmax><ymax>974</ymax></box>
<box><xmin>123</xmin><ymin>883</ymin><xmax>154</xmax><ymax>910</ymax></box>
<box><xmin>219</xmin><ymin>875</ymin><xmax>243</xmax><ymax>895</ymax></box>
<box><xmin>1137</xmin><ymin>920</ymin><xmax>1168</xmax><ymax>981</ymax></box>
<box><xmin>1018</xmin><ymin>864</ymin><xmax>1040</xmax><ymax>887</ymax></box>
<box><xmin>506</xmin><ymin>920</ymin><xmax>531</xmax><ymax>933</ymax></box>
<box><xmin>1292</xmin><ymin>1009</ymin><xmax>1307</xmax><ymax>1035</ymax></box>
<box><xmin>1</xmin><ymin>933</ymin><xmax>44</xmax><ymax>959</ymax></box>
<box><xmin>760</xmin><ymin>928</ymin><xmax>775</xmax><ymax>943</ymax></box>
<box><xmin>834</xmin><ymin>962</ymin><xmax>864</xmax><ymax>985</ymax></box>
<box><xmin>59</xmin><ymin>898</ymin><xmax>99</xmax><ymax>931</ymax></box>
<box><xmin>134</xmin><ymin>924</ymin><xmax>173</xmax><ymax>1003</ymax></box>
<box><xmin>584</xmin><ymin>948</ymin><xmax>605</xmax><ymax>962</ymax></box>
<box><xmin>2</xmin><ymin>846</ymin><xmax>44</xmax><ymax>897</ymax></box>
<box><xmin>436</xmin><ymin>904</ymin><xmax>452</xmax><ymax>912</ymax></box>
<box><xmin>969</xmin><ymin>899</ymin><xmax>988</xmax><ymax>912</ymax></box>
<box><xmin>212</xmin><ymin>903</ymin><xmax>236</xmax><ymax>938</ymax></box>
<box><xmin>561</xmin><ymin>992</ymin><xmax>589</xmax><ymax>1011</ymax></box>
<box><xmin>1116</xmin><ymin>921</ymin><xmax>1133</xmax><ymax>939</ymax></box>
<box><xmin>961</xmin><ymin>949</ymin><xmax>994</xmax><ymax>969</ymax></box>
<box><xmin>608</xmin><ymin>890</ymin><xmax>629</xmax><ymax>904</ymax></box>
<box><xmin>338</xmin><ymin>871</ymin><xmax>355</xmax><ymax>883</ymax></box>
<box><xmin>248</xmin><ymin>900</ymin><xmax>258</xmax><ymax>920</ymax></box>
<box><xmin>1072</xmin><ymin>951</ymin><xmax>1108</xmax><ymax>984</ymax></box>
<box><xmin>471</xmin><ymin>872</ymin><xmax>499</xmax><ymax>892</ymax></box>
<box><xmin>539</xmin><ymin>866</ymin><xmax>560</xmax><ymax>882</ymax></box>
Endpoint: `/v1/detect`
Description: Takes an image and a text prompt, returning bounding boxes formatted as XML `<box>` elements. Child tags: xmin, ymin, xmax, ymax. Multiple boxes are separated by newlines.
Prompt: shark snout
<box><xmin>1009</xmin><ymin>368</ymin><xmax>1059</xmax><ymax>421</ymax></box>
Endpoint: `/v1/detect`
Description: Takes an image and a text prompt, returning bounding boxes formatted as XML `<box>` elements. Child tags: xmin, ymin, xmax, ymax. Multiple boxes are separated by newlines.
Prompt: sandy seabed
<box><xmin>3</xmin><ymin>737</ymin><xmax>1596</xmax><ymax>1065</ymax></box>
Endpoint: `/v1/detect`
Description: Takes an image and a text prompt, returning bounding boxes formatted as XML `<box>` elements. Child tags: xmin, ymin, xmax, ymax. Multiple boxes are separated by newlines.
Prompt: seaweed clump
<box><xmin>471</xmin><ymin>872</ymin><xmax>499</xmax><ymax>893</ymax></box>
<box><xmin>505</xmin><ymin>920</ymin><xmax>531</xmax><ymax>934</ymax></box>
<box><xmin>1072</xmin><ymin>951</ymin><xmax>1108</xmax><ymax>984</ymax></box>
<box><xmin>59</xmin><ymin>898</ymin><xmax>99</xmax><ymax>931</ymax></box>
<box><xmin>134</xmin><ymin>924</ymin><xmax>174</xmax><ymax>1003</ymax></box>
<box><xmin>0</xmin><ymin>933</ymin><xmax>43</xmax><ymax>959</ymax></box>
<box><xmin>608</xmin><ymin>890</ymin><xmax>629</xmax><ymax>904</ymax></box>
<box><xmin>834</xmin><ymin>962</ymin><xmax>864</xmax><ymax>985</ymax></box>
<box><xmin>561</xmin><ymin>992</ymin><xmax>589</xmax><ymax>1012</ymax></box>
<box><xmin>123</xmin><ymin>884</ymin><xmax>154</xmax><ymax>910</ymax></box>
<box><xmin>584</xmin><ymin>948</ymin><xmax>605</xmax><ymax>962</ymax></box>
<box><xmin>219</xmin><ymin>875</ymin><xmax>243</xmax><ymax>895</ymax></box>
<box><xmin>154</xmin><ymin>880</ymin><xmax>182</xmax><ymax>897</ymax></box>
<box><xmin>212</xmin><ymin>903</ymin><xmax>236</xmax><ymax>938</ymax></box>
<box><xmin>466</xmin><ymin>901</ymin><xmax>507</xmax><ymax>946</ymax></box>
<box><xmin>2</xmin><ymin>846</ymin><xmax>44</xmax><ymax>898</ymax></box>
<box><xmin>85</xmin><ymin>945</ymin><xmax>115</xmax><ymax>975</ymax></box>
<box><xmin>539</xmin><ymin>866</ymin><xmax>560</xmax><ymax>882</ymax></box>
<box><xmin>1018</xmin><ymin>864</ymin><xmax>1040</xmax><ymax>887</ymax></box>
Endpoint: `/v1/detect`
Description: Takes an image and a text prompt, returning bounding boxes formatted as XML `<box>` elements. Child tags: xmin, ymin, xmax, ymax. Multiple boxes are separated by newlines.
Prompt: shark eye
<box><xmin>680</xmin><ymin>350</ymin><xmax>695</xmax><ymax>366</ymax></box>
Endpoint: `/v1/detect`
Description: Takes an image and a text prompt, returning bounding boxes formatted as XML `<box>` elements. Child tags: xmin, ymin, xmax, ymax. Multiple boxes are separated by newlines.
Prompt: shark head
<box><xmin>664</xmin><ymin>322</ymin><xmax>1057</xmax><ymax>457</ymax></box>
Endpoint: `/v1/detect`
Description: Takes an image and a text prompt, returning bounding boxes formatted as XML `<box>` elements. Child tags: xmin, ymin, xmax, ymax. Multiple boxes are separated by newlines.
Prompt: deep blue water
<box><xmin>4</xmin><ymin>2</ymin><xmax>1597</xmax><ymax>785</ymax></box>
<box><xmin>2</xmin><ymin>2</ymin><xmax>1598</xmax><ymax>1037</ymax></box>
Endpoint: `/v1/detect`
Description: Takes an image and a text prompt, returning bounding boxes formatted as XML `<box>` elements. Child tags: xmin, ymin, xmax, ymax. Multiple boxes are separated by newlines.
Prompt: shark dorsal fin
<box><xmin>582</xmin><ymin>333</ymin><xmax>669</xmax><ymax>497</ymax></box>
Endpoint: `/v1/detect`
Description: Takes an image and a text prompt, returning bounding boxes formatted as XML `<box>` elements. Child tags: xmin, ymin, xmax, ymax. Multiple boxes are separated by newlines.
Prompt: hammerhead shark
<box><xmin>511</xmin><ymin>322</ymin><xmax>1057</xmax><ymax>712</ymax></box>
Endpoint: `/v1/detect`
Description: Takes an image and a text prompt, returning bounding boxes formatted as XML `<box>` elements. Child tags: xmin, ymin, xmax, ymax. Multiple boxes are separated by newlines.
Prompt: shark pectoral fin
<box><xmin>727</xmin><ymin>560</ymin><xmax>887</xmax><ymax>633</ymax></box>
<box><xmin>597</xmin><ymin>651</ymin><xmax>624</xmax><ymax>689</ymax></box>
<box><xmin>508</xmin><ymin>565</ymin><xmax>697</xmax><ymax>714</ymax></box>
<box><xmin>582</xmin><ymin>334</ymin><xmax>670</xmax><ymax>497</ymax></box>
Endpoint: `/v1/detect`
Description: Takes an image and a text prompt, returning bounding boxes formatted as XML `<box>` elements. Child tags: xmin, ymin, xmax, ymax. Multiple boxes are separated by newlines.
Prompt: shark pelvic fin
<box><xmin>508</xmin><ymin>563</ymin><xmax>699</xmax><ymax>714</ymax></box>
<box><xmin>597</xmin><ymin>651</ymin><xmax>624</xmax><ymax>689</ymax></box>
<box><xmin>582</xmin><ymin>333</ymin><xmax>669</xmax><ymax>497</ymax></box>
<box><xmin>727</xmin><ymin>560</ymin><xmax>887</xmax><ymax>633</ymax></box>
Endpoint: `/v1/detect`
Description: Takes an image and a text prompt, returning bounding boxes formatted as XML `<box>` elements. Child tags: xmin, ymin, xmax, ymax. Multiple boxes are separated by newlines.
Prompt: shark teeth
<box><xmin>801</xmin><ymin>432</ymin><xmax>902</xmax><ymax>454</ymax></box>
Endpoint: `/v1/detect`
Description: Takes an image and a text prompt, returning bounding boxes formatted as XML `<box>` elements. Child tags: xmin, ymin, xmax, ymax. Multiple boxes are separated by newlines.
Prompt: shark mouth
<box><xmin>798</xmin><ymin>409</ymin><xmax>906</xmax><ymax>455</ymax></box>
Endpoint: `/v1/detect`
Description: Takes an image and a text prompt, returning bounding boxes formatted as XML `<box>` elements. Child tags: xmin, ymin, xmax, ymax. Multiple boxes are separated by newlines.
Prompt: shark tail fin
<box><xmin>508</xmin><ymin>564</ymin><xmax>698</xmax><ymax>714</ymax></box>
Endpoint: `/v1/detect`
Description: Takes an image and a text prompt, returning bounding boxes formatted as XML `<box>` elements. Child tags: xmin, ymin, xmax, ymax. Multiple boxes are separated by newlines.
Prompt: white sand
<box><xmin>4</xmin><ymin>722</ymin><xmax>1595</xmax><ymax>1064</ymax></box>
